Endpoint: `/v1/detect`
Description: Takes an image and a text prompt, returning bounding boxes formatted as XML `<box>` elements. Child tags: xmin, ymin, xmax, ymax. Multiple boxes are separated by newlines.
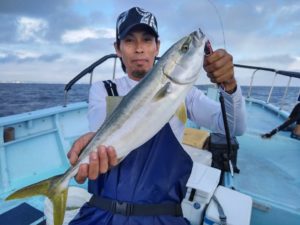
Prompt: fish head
<box><xmin>162</xmin><ymin>29</ymin><xmax>207</xmax><ymax>85</ymax></box>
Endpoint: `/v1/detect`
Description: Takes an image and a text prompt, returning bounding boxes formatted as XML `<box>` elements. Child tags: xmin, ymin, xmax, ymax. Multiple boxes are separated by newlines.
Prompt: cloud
<box><xmin>17</xmin><ymin>17</ymin><xmax>48</xmax><ymax>43</ymax></box>
<box><xmin>61</xmin><ymin>27</ymin><xmax>115</xmax><ymax>44</ymax></box>
<box><xmin>0</xmin><ymin>0</ymin><xmax>91</xmax><ymax>44</ymax></box>
<box><xmin>237</xmin><ymin>54</ymin><xmax>299</xmax><ymax>69</ymax></box>
<box><xmin>0</xmin><ymin>50</ymin><xmax>61</xmax><ymax>64</ymax></box>
<box><xmin>288</xmin><ymin>57</ymin><xmax>300</xmax><ymax>77</ymax></box>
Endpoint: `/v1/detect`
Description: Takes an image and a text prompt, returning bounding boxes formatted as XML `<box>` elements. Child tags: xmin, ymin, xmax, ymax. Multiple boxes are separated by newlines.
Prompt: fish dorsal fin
<box><xmin>175</xmin><ymin>102</ymin><xmax>187</xmax><ymax>124</ymax></box>
<box><xmin>106</xmin><ymin>96</ymin><xmax>123</xmax><ymax>118</ymax></box>
<box><xmin>153</xmin><ymin>82</ymin><xmax>172</xmax><ymax>101</ymax></box>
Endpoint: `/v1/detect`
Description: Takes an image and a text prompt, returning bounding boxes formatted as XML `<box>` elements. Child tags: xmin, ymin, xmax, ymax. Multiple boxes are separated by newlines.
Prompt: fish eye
<box><xmin>181</xmin><ymin>36</ymin><xmax>192</xmax><ymax>53</ymax></box>
<box><xmin>181</xmin><ymin>44</ymin><xmax>189</xmax><ymax>53</ymax></box>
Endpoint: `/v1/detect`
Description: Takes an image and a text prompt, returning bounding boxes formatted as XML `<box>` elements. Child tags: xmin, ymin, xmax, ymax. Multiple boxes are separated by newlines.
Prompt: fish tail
<box><xmin>5</xmin><ymin>174</ymin><xmax>69</xmax><ymax>225</ymax></box>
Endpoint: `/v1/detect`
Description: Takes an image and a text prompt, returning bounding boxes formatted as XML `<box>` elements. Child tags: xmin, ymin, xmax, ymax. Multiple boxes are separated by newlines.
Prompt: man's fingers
<box><xmin>67</xmin><ymin>141</ymin><xmax>82</xmax><ymax>159</ymax></box>
<box><xmin>204</xmin><ymin>53</ymin><xmax>232</xmax><ymax>75</ymax></box>
<box><xmin>69</xmin><ymin>132</ymin><xmax>95</xmax><ymax>154</ymax></box>
<box><xmin>68</xmin><ymin>151</ymin><xmax>79</xmax><ymax>166</ymax></box>
<box><xmin>67</xmin><ymin>132</ymin><xmax>95</xmax><ymax>165</ymax></box>
<box><xmin>98</xmin><ymin>146</ymin><xmax>109</xmax><ymax>173</ymax></box>
<box><xmin>204</xmin><ymin>49</ymin><xmax>226</xmax><ymax>66</ymax></box>
<box><xmin>214</xmin><ymin>67</ymin><xmax>234</xmax><ymax>83</ymax></box>
<box><xmin>107</xmin><ymin>146</ymin><xmax>118</xmax><ymax>167</ymax></box>
<box><xmin>204</xmin><ymin>49</ymin><xmax>234</xmax><ymax>87</ymax></box>
<box><xmin>88</xmin><ymin>152</ymin><xmax>99</xmax><ymax>180</ymax></box>
<box><xmin>72</xmin><ymin>143</ymin><xmax>118</xmax><ymax>184</ymax></box>
<box><xmin>76</xmin><ymin>164</ymin><xmax>88</xmax><ymax>184</ymax></box>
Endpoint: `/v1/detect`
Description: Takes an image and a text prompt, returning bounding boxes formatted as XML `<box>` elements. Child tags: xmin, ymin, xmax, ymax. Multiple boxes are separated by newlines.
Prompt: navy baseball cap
<box><xmin>116</xmin><ymin>7</ymin><xmax>159</xmax><ymax>40</ymax></box>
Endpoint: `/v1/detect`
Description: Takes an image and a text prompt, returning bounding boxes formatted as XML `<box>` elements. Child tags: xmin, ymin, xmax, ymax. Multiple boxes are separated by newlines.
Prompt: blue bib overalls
<box><xmin>69</xmin><ymin>123</ymin><xmax>193</xmax><ymax>225</ymax></box>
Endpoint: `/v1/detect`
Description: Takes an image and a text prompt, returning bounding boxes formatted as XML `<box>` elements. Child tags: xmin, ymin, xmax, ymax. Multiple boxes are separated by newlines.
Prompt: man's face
<box><xmin>115</xmin><ymin>28</ymin><xmax>160</xmax><ymax>80</ymax></box>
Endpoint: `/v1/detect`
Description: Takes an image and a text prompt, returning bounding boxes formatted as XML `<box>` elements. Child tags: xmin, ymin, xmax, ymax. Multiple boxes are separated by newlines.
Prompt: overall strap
<box><xmin>103</xmin><ymin>80</ymin><xmax>119</xmax><ymax>96</ymax></box>
<box><xmin>88</xmin><ymin>195</ymin><xmax>183</xmax><ymax>217</ymax></box>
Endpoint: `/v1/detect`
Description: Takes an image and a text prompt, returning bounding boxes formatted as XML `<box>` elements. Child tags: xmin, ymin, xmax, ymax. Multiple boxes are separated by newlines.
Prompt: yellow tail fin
<box><xmin>5</xmin><ymin>174</ymin><xmax>69</xmax><ymax>225</ymax></box>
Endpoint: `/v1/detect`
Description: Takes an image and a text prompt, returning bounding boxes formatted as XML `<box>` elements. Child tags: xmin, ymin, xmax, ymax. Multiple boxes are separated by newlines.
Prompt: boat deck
<box><xmin>232</xmin><ymin>98</ymin><xmax>300</xmax><ymax>224</ymax></box>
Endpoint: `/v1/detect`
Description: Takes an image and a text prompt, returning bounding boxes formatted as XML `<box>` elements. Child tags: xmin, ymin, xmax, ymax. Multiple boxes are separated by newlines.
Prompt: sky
<box><xmin>0</xmin><ymin>0</ymin><xmax>300</xmax><ymax>86</ymax></box>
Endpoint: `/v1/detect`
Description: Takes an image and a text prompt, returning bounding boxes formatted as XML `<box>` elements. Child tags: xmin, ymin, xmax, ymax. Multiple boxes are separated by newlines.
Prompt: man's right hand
<box><xmin>67</xmin><ymin>132</ymin><xmax>118</xmax><ymax>184</ymax></box>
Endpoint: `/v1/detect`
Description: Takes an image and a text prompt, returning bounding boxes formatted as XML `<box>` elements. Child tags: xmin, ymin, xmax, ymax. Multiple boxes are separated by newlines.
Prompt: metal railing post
<box><xmin>280</xmin><ymin>76</ymin><xmax>292</xmax><ymax>110</ymax></box>
<box><xmin>63</xmin><ymin>90</ymin><xmax>68</xmax><ymax>107</ymax></box>
<box><xmin>247</xmin><ymin>69</ymin><xmax>259</xmax><ymax>98</ymax></box>
<box><xmin>267</xmin><ymin>72</ymin><xmax>278</xmax><ymax>103</ymax></box>
<box><xmin>113</xmin><ymin>57</ymin><xmax>117</xmax><ymax>80</ymax></box>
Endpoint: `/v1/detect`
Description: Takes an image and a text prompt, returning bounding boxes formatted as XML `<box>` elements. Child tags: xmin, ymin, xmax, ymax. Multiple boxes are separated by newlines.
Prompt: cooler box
<box><xmin>203</xmin><ymin>186</ymin><xmax>252</xmax><ymax>225</ymax></box>
<box><xmin>182</xmin><ymin>163</ymin><xmax>221</xmax><ymax>225</ymax></box>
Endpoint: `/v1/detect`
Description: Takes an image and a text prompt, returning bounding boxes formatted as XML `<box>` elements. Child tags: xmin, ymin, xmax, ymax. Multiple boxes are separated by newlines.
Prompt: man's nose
<box><xmin>135</xmin><ymin>40</ymin><xmax>144</xmax><ymax>53</ymax></box>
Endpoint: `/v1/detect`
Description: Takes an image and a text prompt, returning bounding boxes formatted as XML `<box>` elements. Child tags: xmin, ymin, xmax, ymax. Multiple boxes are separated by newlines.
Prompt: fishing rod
<box><xmin>204</xmin><ymin>40</ymin><xmax>235</xmax><ymax>178</ymax></box>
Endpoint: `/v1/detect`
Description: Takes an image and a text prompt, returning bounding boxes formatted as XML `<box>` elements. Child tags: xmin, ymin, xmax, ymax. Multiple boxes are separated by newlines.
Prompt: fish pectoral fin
<box><xmin>106</xmin><ymin>96</ymin><xmax>123</xmax><ymax>118</ymax></box>
<box><xmin>153</xmin><ymin>82</ymin><xmax>171</xmax><ymax>101</ymax></box>
<box><xmin>5</xmin><ymin>174</ymin><xmax>69</xmax><ymax>225</ymax></box>
<box><xmin>175</xmin><ymin>102</ymin><xmax>187</xmax><ymax>124</ymax></box>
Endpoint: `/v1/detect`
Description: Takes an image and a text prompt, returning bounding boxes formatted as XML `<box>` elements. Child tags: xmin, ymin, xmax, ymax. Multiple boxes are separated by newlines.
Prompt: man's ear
<box><xmin>155</xmin><ymin>40</ymin><xmax>161</xmax><ymax>57</ymax></box>
<box><xmin>114</xmin><ymin>42</ymin><xmax>122</xmax><ymax>58</ymax></box>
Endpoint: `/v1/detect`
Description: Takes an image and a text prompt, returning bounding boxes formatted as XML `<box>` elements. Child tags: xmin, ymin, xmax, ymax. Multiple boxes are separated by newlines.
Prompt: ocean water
<box><xmin>0</xmin><ymin>83</ymin><xmax>299</xmax><ymax>117</ymax></box>
<box><xmin>0</xmin><ymin>83</ymin><xmax>89</xmax><ymax>117</ymax></box>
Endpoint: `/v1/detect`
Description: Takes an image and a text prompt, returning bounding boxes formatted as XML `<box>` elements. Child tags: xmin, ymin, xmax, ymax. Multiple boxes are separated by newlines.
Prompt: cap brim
<box><xmin>118</xmin><ymin>23</ymin><xmax>158</xmax><ymax>40</ymax></box>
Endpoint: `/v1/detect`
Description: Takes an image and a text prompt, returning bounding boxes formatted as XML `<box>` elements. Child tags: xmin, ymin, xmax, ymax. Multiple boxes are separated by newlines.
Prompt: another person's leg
<box><xmin>261</xmin><ymin>118</ymin><xmax>294</xmax><ymax>138</ymax></box>
<box><xmin>262</xmin><ymin>103</ymin><xmax>300</xmax><ymax>139</ymax></box>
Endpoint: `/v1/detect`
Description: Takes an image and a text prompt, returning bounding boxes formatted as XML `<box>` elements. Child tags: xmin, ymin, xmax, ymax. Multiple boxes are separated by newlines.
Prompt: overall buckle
<box><xmin>113</xmin><ymin>201</ymin><xmax>133</xmax><ymax>216</ymax></box>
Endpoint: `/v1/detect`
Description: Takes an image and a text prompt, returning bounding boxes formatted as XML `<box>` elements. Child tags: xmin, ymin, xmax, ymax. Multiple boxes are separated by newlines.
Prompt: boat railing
<box><xmin>64</xmin><ymin>54</ymin><xmax>118</xmax><ymax>107</ymax></box>
<box><xmin>234</xmin><ymin>64</ymin><xmax>300</xmax><ymax>110</ymax></box>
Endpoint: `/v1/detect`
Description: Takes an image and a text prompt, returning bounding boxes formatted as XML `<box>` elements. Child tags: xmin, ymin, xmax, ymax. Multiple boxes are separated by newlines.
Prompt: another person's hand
<box><xmin>67</xmin><ymin>132</ymin><xmax>118</xmax><ymax>184</ymax></box>
<box><xmin>203</xmin><ymin>49</ymin><xmax>237</xmax><ymax>93</ymax></box>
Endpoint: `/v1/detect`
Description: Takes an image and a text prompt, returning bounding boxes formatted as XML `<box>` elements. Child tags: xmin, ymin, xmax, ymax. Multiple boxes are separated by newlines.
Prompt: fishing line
<box><xmin>206</xmin><ymin>0</ymin><xmax>227</xmax><ymax>50</ymax></box>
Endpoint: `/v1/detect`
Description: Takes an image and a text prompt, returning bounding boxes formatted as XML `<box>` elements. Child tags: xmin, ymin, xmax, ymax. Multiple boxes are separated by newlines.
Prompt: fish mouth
<box><xmin>190</xmin><ymin>29</ymin><xmax>206</xmax><ymax>45</ymax></box>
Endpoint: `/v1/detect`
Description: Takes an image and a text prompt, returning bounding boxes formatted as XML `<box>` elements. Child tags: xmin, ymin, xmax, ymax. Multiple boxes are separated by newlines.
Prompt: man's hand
<box><xmin>203</xmin><ymin>49</ymin><xmax>237</xmax><ymax>93</ymax></box>
<box><xmin>67</xmin><ymin>132</ymin><xmax>118</xmax><ymax>184</ymax></box>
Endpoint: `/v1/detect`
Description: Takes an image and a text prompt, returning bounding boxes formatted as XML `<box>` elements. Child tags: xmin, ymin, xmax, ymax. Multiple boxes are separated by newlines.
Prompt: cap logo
<box><xmin>136</xmin><ymin>7</ymin><xmax>158</xmax><ymax>32</ymax></box>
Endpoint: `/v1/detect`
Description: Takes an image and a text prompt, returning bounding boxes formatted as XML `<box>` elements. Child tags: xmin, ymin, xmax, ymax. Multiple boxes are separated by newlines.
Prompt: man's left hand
<box><xmin>203</xmin><ymin>49</ymin><xmax>237</xmax><ymax>93</ymax></box>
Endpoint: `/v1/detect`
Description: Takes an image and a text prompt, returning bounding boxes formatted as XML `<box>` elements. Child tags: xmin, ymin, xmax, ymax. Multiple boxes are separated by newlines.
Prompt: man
<box><xmin>68</xmin><ymin>7</ymin><xmax>246</xmax><ymax>225</ymax></box>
